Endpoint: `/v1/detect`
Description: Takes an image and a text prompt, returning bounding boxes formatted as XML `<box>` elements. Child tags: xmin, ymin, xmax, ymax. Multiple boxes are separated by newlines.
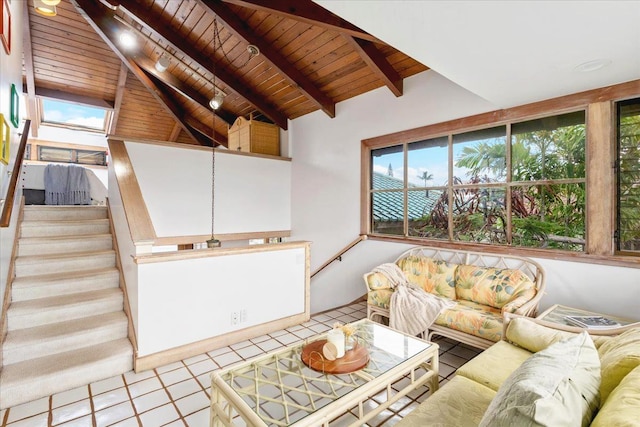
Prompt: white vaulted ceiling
<box><xmin>315</xmin><ymin>1</ymin><xmax>640</xmax><ymax>108</ymax></box>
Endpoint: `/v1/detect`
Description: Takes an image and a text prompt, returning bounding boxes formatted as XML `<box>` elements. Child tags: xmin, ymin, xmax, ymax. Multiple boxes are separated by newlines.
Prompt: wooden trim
<box><xmin>311</xmin><ymin>235</ymin><xmax>367</xmax><ymax>278</ymax></box>
<box><xmin>134</xmin><ymin>312</ymin><xmax>309</xmax><ymax>372</ymax></box>
<box><xmin>107</xmin><ymin>139</ymin><xmax>156</xmax><ymax>242</ymax></box>
<box><xmin>367</xmin><ymin>234</ymin><xmax>640</xmax><ymax>269</ymax></box>
<box><xmin>363</xmin><ymin>79</ymin><xmax>640</xmax><ymax>149</ymax></box>
<box><xmin>134</xmin><ymin>241</ymin><xmax>310</xmax><ymax>264</ymax></box>
<box><xmin>0</xmin><ymin>197</ymin><xmax>25</xmax><ymax>368</ymax></box>
<box><xmin>1</xmin><ymin>121</ymin><xmax>31</xmax><ymax>228</ymax></box>
<box><xmin>27</xmin><ymin>138</ymin><xmax>109</xmax><ymax>155</ymax></box>
<box><xmin>107</xmin><ymin>135</ymin><xmax>292</xmax><ymax>162</ymax></box>
<box><xmin>108</xmin><ymin>63</ymin><xmax>128</xmax><ymax>135</ymax></box>
<box><xmin>106</xmin><ymin>198</ymin><xmax>138</xmax><ymax>353</ymax></box>
<box><xmin>167</xmin><ymin>123</ymin><xmax>181</xmax><ymax>142</ymax></box>
<box><xmin>22</xmin><ymin>0</ymin><xmax>38</xmax><ymax>138</ymax></box>
<box><xmin>586</xmin><ymin>101</ymin><xmax>615</xmax><ymax>255</ymax></box>
<box><xmin>360</xmin><ymin>146</ymin><xmax>369</xmax><ymax>235</ymax></box>
<box><xmin>150</xmin><ymin>230</ymin><xmax>291</xmax><ymax>246</ymax></box>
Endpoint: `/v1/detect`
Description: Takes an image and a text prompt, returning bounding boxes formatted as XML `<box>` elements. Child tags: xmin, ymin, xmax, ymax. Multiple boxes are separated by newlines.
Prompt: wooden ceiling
<box><xmin>23</xmin><ymin>0</ymin><xmax>428</xmax><ymax>146</ymax></box>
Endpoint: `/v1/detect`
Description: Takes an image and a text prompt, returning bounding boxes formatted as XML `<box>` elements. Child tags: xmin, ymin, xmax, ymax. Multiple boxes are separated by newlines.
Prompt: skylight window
<box><xmin>41</xmin><ymin>99</ymin><xmax>109</xmax><ymax>132</ymax></box>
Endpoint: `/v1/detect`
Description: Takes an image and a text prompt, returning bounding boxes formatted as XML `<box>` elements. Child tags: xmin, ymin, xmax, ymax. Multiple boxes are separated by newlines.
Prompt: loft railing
<box><xmin>311</xmin><ymin>235</ymin><xmax>367</xmax><ymax>278</ymax></box>
<box><xmin>0</xmin><ymin>120</ymin><xmax>31</xmax><ymax>228</ymax></box>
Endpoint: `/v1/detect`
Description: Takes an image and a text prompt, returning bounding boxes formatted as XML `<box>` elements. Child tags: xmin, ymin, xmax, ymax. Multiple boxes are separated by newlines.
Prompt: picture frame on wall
<box><xmin>10</xmin><ymin>83</ymin><xmax>18</xmax><ymax>127</ymax></box>
<box><xmin>0</xmin><ymin>113</ymin><xmax>9</xmax><ymax>165</ymax></box>
<box><xmin>1</xmin><ymin>0</ymin><xmax>10</xmax><ymax>55</ymax></box>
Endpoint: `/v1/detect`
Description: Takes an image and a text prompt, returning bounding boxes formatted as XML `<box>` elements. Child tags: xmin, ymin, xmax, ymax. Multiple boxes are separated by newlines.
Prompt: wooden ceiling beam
<box><xmin>132</xmin><ymin>54</ymin><xmax>235</xmax><ymax>126</ymax></box>
<box><xmin>71</xmin><ymin>0</ymin><xmax>215</xmax><ymax>146</ymax></box>
<box><xmin>168</xmin><ymin>123</ymin><xmax>181</xmax><ymax>142</ymax></box>
<box><xmin>32</xmin><ymin>87</ymin><xmax>115</xmax><ymax>109</ymax></box>
<box><xmin>196</xmin><ymin>0</ymin><xmax>335</xmax><ymax>118</ymax></box>
<box><xmin>114</xmin><ymin>0</ymin><xmax>289</xmax><ymax>130</ymax></box>
<box><xmin>346</xmin><ymin>37</ymin><xmax>403</xmax><ymax>97</ymax></box>
<box><xmin>142</xmin><ymin>70</ymin><xmax>228</xmax><ymax>147</ymax></box>
<box><xmin>22</xmin><ymin>1</ymin><xmax>38</xmax><ymax>138</ymax></box>
<box><xmin>108</xmin><ymin>63</ymin><xmax>128</xmax><ymax>134</ymax></box>
<box><xmin>220</xmin><ymin>0</ymin><xmax>381</xmax><ymax>43</ymax></box>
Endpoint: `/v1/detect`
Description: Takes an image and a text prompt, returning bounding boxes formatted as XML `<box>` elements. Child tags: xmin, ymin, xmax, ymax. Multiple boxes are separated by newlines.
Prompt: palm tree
<box><xmin>417</xmin><ymin>170</ymin><xmax>434</xmax><ymax>197</ymax></box>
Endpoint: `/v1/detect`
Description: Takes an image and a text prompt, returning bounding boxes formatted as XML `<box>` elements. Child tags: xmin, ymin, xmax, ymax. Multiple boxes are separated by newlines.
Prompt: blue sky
<box><xmin>373</xmin><ymin>137</ymin><xmax>504</xmax><ymax>187</ymax></box>
<box><xmin>42</xmin><ymin>99</ymin><xmax>106</xmax><ymax>129</ymax></box>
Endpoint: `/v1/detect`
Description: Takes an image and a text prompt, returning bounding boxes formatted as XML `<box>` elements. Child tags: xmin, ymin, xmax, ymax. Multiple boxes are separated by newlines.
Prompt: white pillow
<box><xmin>479</xmin><ymin>331</ymin><xmax>600</xmax><ymax>427</ymax></box>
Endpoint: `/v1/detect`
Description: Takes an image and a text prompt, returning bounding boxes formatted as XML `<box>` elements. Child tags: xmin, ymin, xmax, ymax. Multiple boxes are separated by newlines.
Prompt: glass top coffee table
<box><xmin>210</xmin><ymin>319</ymin><xmax>439</xmax><ymax>427</ymax></box>
<box><xmin>536</xmin><ymin>304</ymin><xmax>638</xmax><ymax>335</ymax></box>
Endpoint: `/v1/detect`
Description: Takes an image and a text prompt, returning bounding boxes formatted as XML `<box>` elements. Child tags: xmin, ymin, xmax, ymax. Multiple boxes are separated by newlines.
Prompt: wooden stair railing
<box><xmin>311</xmin><ymin>235</ymin><xmax>367</xmax><ymax>278</ymax></box>
<box><xmin>0</xmin><ymin>120</ymin><xmax>31</xmax><ymax>228</ymax></box>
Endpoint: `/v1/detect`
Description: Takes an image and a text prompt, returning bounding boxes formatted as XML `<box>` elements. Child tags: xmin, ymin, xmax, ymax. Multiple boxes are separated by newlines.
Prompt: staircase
<box><xmin>0</xmin><ymin>205</ymin><xmax>133</xmax><ymax>409</ymax></box>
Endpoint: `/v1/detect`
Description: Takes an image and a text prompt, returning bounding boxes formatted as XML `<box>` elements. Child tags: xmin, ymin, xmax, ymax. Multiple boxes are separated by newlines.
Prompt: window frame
<box><xmin>361</xmin><ymin>80</ymin><xmax>640</xmax><ymax>267</ymax></box>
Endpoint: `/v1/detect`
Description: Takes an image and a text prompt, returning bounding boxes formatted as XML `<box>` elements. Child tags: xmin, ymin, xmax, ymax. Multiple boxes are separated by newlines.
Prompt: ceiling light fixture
<box><xmin>155</xmin><ymin>55</ymin><xmax>170</xmax><ymax>73</ymax></box>
<box><xmin>34</xmin><ymin>0</ymin><xmax>57</xmax><ymax>16</ymax></box>
<box><xmin>207</xmin><ymin>18</ymin><xmax>223</xmax><ymax>249</ymax></box>
<box><xmin>118</xmin><ymin>30</ymin><xmax>137</xmax><ymax>50</ymax></box>
<box><xmin>209</xmin><ymin>91</ymin><xmax>224</xmax><ymax>110</ymax></box>
<box><xmin>574</xmin><ymin>59</ymin><xmax>612</xmax><ymax>73</ymax></box>
<box><xmin>41</xmin><ymin>0</ymin><xmax>61</xmax><ymax>5</ymax></box>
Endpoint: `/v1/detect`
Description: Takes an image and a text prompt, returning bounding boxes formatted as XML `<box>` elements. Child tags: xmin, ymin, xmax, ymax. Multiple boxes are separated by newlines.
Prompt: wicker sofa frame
<box><xmin>365</xmin><ymin>246</ymin><xmax>546</xmax><ymax>349</ymax></box>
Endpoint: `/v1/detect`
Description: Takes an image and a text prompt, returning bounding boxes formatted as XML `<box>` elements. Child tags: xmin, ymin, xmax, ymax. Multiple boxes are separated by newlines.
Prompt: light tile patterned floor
<box><xmin>0</xmin><ymin>302</ymin><xmax>480</xmax><ymax>427</ymax></box>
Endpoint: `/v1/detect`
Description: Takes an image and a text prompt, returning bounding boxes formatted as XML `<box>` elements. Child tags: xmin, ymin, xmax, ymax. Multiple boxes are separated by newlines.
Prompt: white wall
<box><xmin>124</xmin><ymin>142</ymin><xmax>291</xmax><ymax>238</ymax></box>
<box><xmin>290</xmin><ymin>71</ymin><xmax>497</xmax><ymax>272</ymax></box>
<box><xmin>35</xmin><ymin>126</ymin><xmax>108</xmax><ymax>148</ymax></box>
<box><xmin>290</xmin><ymin>70</ymin><xmax>640</xmax><ymax>319</ymax></box>
<box><xmin>0</xmin><ymin>0</ymin><xmax>23</xmax><ymax>313</ymax></box>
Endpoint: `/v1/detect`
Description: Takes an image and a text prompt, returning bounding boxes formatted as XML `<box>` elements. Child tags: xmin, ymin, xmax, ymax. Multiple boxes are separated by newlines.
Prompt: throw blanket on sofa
<box><xmin>44</xmin><ymin>164</ymin><xmax>91</xmax><ymax>205</ymax></box>
<box><xmin>373</xmin><ymin>263</ymin><xmax>455</xmax><ymax>336</ymax></box>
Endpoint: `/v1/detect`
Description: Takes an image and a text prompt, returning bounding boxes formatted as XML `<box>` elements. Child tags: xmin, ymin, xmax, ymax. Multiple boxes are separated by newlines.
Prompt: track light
<box><xmin>209</xmin><ymin>92</ymin><xmax>224</xmax><ymax>110</ymax></box>
<box><xmin>155</xmin><ymin>55</ymin><xmax>170</xmax><ymax>72</ymax></box>
<box><xmin>34</xmin><ymin>0</ymin><xmax>57</xmax><ymax>16</ymax></box>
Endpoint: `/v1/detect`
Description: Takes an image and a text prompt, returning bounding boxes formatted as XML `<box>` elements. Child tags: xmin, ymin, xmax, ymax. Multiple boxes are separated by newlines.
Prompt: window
<box><xmin>40</xmin><ymin>98</ymin><xmax>110</xmax><ymax>132</ymax></box>
<box><xmin>617</xmin><ymin>98</ymin><xmax>640</xmax><ymax>253</ymax></box>
<box><xmin>26</xmin><ymin>142</ymin><xmax>108</xmax><ymax>166</ymax></box>
<box><xmin>369</xmin><ymin>111</ymin><xmax>586</xmax><ymax>252</ymax></box>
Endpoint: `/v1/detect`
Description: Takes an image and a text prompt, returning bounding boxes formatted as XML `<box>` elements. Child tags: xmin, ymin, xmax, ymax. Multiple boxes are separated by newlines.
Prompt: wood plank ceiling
<box><xmin>24</xmin><ymin>0</ymin><xmax>428</xmax><ymax>146</ymax></box>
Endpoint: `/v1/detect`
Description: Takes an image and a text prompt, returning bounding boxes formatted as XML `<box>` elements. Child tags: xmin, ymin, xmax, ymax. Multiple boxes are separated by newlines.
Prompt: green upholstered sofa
<box><xmin>364</xmin><ymin>247</ymin><xmax>545</xmax><ymax>349</ymax></box>
<box><xmin>397</xmin><ymin>315</ymin><xmax>640</xmax><ymax>427</ymax></box>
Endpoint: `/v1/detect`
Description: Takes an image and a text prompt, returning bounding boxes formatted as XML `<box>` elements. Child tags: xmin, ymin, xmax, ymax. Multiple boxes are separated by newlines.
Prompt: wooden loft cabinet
<box><xmin>228</xmin><ymin>115</ymin><xmax>280</xmax><ymax>156</ymax></box>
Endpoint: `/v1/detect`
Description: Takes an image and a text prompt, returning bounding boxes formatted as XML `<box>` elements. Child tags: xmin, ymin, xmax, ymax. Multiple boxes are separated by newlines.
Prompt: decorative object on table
<box><xmin>335</xmin><ymin>321</ymin><xmax>358</xmax><ymax>351</ymax></box>
<box><xmin>1</xmin><ymin>0</ymin><xmax>10</xmax><ymax>55</ymax></box>
<box><xmin>10</xmin><ymin>83</ymin><xmax>18</xmax><ymax>127</ymax></box>
<box><xmin>0</xmin><ymin>113</ymin><xmax>9</xmax><ymax>165</ymax></box>
<box><xmin>301</xmin><ymin>339</ymin><xmax>369</xmax><ymax>374</ymax></box>
<box><xmin>564</xmin><ymin>315</ymin><xmax>621</xmax><ymax>329</ymax></box>
<box><xmin>326</xmin><ymin>326</ymin><xmax>345</xmax><ymax>358</ymax></box>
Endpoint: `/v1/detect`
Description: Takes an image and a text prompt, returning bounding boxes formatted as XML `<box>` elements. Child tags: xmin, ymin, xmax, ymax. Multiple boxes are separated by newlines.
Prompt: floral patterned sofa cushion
<box><xmin>435</xmin><ymin>300</ymin><xmax>504</xmax><ymax>343</ymax></box>
<box><xmin>455</xmin><ymin>265</ymin><xmax>536</xmax><ymax>310</ymax></box>
<box><xmin>396</xmin><ymin>255</ymin><xmax>457</xmax><ymax>299</ymax></box>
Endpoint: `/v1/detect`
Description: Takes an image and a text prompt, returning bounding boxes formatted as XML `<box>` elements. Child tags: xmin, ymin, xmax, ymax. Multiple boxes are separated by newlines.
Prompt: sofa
<box><xmin>396</xmin><ymin>315</ymin><xmax>640</xmax><ymax>426</ymax></box>
<box><xmin>364</xmin><ymin>247</ymin><xmax>545</xmax><ymax>349</ymax></box>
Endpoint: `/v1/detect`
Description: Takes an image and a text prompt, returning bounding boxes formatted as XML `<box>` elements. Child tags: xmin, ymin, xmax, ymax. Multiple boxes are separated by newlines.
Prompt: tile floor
<box><xmin>0</xmin><ymin>302</ymin><xmax>480</xmax><ymax>427</ymax></box>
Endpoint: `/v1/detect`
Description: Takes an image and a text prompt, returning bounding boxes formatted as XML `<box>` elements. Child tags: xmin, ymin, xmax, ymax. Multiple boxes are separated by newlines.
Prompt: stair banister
<box><xmin>311</xmin><ymin>235</ymin><xmax>367</xmax><ymax>278</ymax></box>
<box><xmin>0</xmin><ymin>120</ymin><xmax>31</xmax><ymax>228</ymax></box>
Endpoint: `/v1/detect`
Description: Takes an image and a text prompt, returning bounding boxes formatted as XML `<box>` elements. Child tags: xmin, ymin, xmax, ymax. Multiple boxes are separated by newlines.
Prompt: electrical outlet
<box><xmin>240</xmin><ymin>309</ymin><xmax>247</xmax><ymax>323</ymax></box>
<box><xmin>231</xmin><ymin>311</ymin><xmax>239</xmax><ymax>325</ymax></box>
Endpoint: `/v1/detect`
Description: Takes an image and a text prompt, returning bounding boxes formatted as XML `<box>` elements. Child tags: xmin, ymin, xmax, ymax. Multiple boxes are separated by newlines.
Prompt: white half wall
<box><xmin>124</xmin><ymin>142</ymin><xmax>291</xmax><ymax>237</ymax></box>
<box><xmin>290</xmin><ymin>70</ymin><xmax>640</xmax><ymax>318</ymax></box>
<box><xmin>136</xmin><ymin>246</ymin><xmax>307</xmax><ymax>356</ymax></box>
<box><xmin>21</xmin><ymin>163</ymin><xmax>107</xmax><ymax>204</ymax></box>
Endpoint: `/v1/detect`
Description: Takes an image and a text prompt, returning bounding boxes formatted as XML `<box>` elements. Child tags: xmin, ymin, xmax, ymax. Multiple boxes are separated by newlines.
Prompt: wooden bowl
<box><xmin>301</xmin><ymin>339</ymin><xmax>369</xmax><ymax>374</ymax></box>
